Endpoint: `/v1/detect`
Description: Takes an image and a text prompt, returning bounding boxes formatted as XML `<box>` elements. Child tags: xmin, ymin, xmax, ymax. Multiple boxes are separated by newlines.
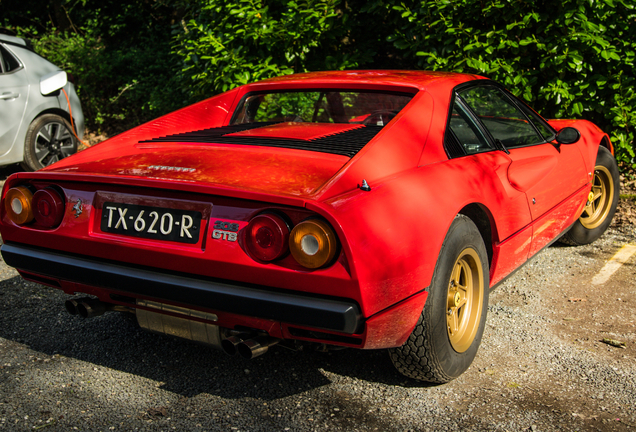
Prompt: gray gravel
<box><xmin>0</xmin><ymin>226</ymin><xmax>635</xmax><ymax>431</ymax></box>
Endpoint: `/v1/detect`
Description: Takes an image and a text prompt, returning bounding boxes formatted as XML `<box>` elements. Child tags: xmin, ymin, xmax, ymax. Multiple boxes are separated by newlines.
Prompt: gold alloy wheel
<box><xmin>580</xmin><ymin>165</ymin><xmax>614</xmax><ymax>229</ymax></box>
<box><xmin>446</xmin><ymin>247</ymin><xmax>484</xmax><ymax>353</ymax></box>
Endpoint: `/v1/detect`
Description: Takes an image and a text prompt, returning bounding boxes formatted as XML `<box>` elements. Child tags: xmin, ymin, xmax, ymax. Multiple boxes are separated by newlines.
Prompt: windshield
<box><xmin>231</xmin><ymin>90</ymin><xmax>414</xmax><ymax>127</ymax></box>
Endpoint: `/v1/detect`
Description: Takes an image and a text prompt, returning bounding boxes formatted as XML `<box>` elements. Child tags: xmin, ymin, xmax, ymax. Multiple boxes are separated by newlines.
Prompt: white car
<box><xmin>0</xmin><ymin>34</ymin><xmax>84</xmax><ymax>171</ymax></box>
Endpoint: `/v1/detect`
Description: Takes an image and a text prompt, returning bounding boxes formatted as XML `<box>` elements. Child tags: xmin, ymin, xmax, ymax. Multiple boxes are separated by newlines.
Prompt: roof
<box><xmin>254</xmin><ymin>70</ymin><xmax>486</xmax><ymax>91</ymax></box>
<box><xmin>0</xmin><ymin>34</ymin><xmax>27</xmax><ymax>46</ymax></box>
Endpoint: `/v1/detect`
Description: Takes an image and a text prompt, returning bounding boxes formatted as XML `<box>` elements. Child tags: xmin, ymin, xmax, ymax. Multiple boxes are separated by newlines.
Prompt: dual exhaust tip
<box><xmin>65</xmin><ymin>297</ymin><xmax>278</xmax><ymax>359</ymax></box>
<box><xmin>221</xmin><ymin>335</ymin><xmax>280</xmax><ymax>360</ymax></box>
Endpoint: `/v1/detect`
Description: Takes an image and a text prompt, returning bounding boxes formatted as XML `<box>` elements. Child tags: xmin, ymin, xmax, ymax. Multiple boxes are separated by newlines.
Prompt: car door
<box><xmin>456</xmin><ymin>84</ymin><xmax>588</xmax><ymax>255</ymax></box>
<box><xmin>444</xmin><ymin>94</ymin><xmax>534</xmax><ymax>283</ymax></box>
<box><xmin>0</xmin><ymin>43</ymin><xmax>29</xmax><ymax>154</ymax></box>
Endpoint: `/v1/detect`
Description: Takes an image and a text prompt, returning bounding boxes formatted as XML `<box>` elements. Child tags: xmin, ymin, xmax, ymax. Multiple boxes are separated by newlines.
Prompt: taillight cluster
<box><xmin>245</xmin><ymin>213</ymin><xmax>338</xmax><ymax>269</ymax></box>
<box><xmin>4</xmin><ymin>185</ymin><xmax>65</xmax><ymax>229</ymax></box>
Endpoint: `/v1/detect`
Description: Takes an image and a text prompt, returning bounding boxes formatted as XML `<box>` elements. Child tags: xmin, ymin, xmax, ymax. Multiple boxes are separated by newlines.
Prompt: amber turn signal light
<box><xmin>289</xmin><ymin>219</ymin><xmax>337</xmax><ymax>269</ymax></box>
<box><xmin>5</xmin><ymin>186</ymin><xmax>34</xmax><ymax>225</ymax></box>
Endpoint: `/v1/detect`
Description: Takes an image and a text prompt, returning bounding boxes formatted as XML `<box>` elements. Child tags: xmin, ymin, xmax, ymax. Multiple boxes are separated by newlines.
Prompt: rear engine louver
<box><xmin>139</xmin><ymin>123</ymin><xmax>383</xmax><ymax>158</ymax></box>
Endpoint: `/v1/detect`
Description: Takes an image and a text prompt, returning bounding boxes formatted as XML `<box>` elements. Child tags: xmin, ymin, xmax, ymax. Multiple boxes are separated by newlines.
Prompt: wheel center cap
<box><xmin>587</xmin><ymin>191</ymin><xmax>594</xmax><ymax>203</ymax></box>
<box><xmin>454</xmin><ymin>292</ymin><xmax>461</xmax><ymax>307</ymax></box>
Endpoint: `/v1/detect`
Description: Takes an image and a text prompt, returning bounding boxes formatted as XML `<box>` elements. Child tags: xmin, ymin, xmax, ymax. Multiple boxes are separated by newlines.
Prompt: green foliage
<box><xmin>172</xmin><ymin>0</ymin><xmax>367</xmax><ymax>98</ymax></box>
<box><xmin>2</xmin><ymin>0</ymin><xmax>184</xmax><ymax>134</ymax></box>
<box><xmin>2</xmin><ymin>0</ymin><xmax>634</xmax><ymax>170</ymax></box>
<box><xmin>356</xmin><ymin>0</ymin><xmax>636</xmax><ymax>169</ymax></box>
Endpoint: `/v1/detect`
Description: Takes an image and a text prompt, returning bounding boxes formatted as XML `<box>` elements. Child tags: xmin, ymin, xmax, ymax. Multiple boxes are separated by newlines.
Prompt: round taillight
<box><xmin>245</xmin><ymin>213</ymin><xmax>290</xmax><ymax>262</ymax></box>
<box><xmin>289</xmin><ymin>219</ymin><xmax>337</xmax><ymax>269</ymax></box>
<box><xmin>5</xmin><ymin>186</ymin><xmax>34</xmax><ymax>225</ymax></box>
<box><xmin>32</xmin><ymin>187</ymin><xmax>65</xmax><ymax>228</ymax></box>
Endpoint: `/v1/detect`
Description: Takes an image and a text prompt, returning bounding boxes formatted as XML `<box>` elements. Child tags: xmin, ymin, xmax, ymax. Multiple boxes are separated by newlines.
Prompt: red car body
<box><xmin>0</xmin><ymin>71</ymin><xmax>614</xmax><ymax>375</ymax></box>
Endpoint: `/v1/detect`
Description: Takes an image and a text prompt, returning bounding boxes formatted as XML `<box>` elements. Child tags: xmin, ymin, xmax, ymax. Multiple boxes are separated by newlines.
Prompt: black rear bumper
<box><xmin>1</xmin><ymin>243</ymin><xmax>361</xmax><ymax>334</ymax></box>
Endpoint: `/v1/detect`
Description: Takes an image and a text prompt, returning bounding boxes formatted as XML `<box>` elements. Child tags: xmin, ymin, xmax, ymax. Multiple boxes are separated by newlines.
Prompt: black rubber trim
<box><xmin>490</xmin><ymin>220</ymin><xmax>576</xmax><ymax>291</ymax></box>
<box><xmin>1</xmin><ymin>242</ymin><xmax>362</xmax><ymax>334</ymax></box>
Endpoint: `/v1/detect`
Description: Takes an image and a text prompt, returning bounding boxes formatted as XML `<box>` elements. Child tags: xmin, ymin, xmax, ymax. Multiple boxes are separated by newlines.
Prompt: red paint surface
<box><xmin>50</xmin><ymin>144</ymin><xmax>349</xmax><ymax>197</ymax></box>
<box><xmin>0</xmin><ymin>70</ymin><xmax>608</xmax><ymax>349</ymax></box>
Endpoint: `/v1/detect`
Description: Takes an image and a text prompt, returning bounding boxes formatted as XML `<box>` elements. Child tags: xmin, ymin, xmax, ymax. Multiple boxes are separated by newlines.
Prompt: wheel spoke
<box><xmin>35</xmin><ymin>147</ymin><xmax>51</xmax><ymax>164</ymax></box>
<box><xmin>448</xmin><ymin>308</ymin><xmax>459</xmax><ymax>335</ymax></box>
<box><xmin>60</xmin><ymin>142</ymin><xmax>76</xmax><ymax>157</ymax></box>
<box><xmin>55</xmin><ymin>125</ymin><xmax>71</xmax><ymax>141</ymax></box>
<box><xmin>35</xmin><ymin>129</ymin><xmax>52</xmax><ymax>145</ymax></box>
<box><xmin>592</xmin><ymin>186</ymin><xmax>603</xmax><ymax>201</ymax></box>
<box><xmin>450</xmin><ymin>265</ymin><xmax>462</xmax><ymax>287</ymax></box>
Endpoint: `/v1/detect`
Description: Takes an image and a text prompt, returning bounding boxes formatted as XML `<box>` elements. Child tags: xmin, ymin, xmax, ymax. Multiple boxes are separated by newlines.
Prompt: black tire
<box><xmin>560</xmin><ymin>146</ymin><xmax>619</xmax><ymax>246</ymax></box>
<box><xmin>22</xmin><ymin>114</ymin><xmax>78</xmax><ymax>171</ymax></box>
<box><xmin>389</xmin><ymin>215</ymin><xmax>489</xmax><ymax>383</ymax></box>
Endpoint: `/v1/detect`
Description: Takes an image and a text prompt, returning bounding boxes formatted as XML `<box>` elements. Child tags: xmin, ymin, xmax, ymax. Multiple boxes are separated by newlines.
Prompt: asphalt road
<box><xmin>0</xmin><ymin>225</ymin><xmax>634</xmax><ymax>431</ymax></box>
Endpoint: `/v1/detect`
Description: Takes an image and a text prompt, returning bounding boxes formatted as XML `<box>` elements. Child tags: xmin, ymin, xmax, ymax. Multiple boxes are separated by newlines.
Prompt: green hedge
<box><xmin>4</xmin><ymin>0</ymin><xmax>635</xmax><ymax>171</ymax></box>
<box><xmin>358</xmin><ymin>0</ymin><xmax>636</xmax><ymax>169</ymax></box>
<box><xmin>3</xmin><ymin>0</ymin><xmax>184</xmax><ymax>134</ymax></box>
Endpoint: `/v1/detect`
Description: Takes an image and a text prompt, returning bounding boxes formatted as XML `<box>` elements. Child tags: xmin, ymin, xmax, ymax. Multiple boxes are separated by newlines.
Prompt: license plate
<box><xmin>101</xmin><ymin>202</ymin><xmax>202</xmax><ymax>244</ymax></box>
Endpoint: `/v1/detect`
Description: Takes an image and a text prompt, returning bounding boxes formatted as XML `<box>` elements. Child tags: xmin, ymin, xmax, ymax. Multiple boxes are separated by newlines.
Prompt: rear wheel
<box><xmin>22</xmin><ymin>114</ymin><xmax>78</xmax><ymax>171</ymax></box>
<box><xmin>389</xmin><ymin>215</ymin><xmax>489</xmax><ymax>383</ymax></box>
<box><xmin>560</xmin><ymin>147</ymin><xmax>619</xmax><ymax>245</ymax></box>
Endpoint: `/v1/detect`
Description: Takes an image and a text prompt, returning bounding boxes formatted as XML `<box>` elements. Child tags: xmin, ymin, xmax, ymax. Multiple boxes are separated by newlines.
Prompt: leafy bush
<box><xmin>3</xmin><ymin>0</ymin><xmax>634</xmax><ymax>171</ymax></box>
<box><xmin>172</xmin><ymin>0</ymin><xmax>368</xmax><ymax>98</ymax></box>
<box><xmin>2</xmin><ymin>0</ymin><xmax>184</xmax><ymax>134</ymax></box>
<box><xmin>355</xmin><ymin>0</ymin><xmax>636</xmax><ymax>170</ymax></box>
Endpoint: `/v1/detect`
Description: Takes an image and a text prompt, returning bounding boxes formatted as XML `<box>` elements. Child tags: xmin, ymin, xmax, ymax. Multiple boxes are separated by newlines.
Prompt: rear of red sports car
<box><xmin>1</xmin><ymin>72</ymin><xmax>476</xmax><ymax>358</ymax></box>
<box><xmin>0</xmin><ymin>70</ymin><xmax>617</xmax><ymax>382</ymax></box>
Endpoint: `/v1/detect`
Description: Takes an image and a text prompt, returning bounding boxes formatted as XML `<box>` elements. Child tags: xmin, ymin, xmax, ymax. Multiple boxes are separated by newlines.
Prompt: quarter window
<box><xmin>0</xmin><ymin>45</ymin><xmax>20</xmax><ymax>73</ymax></box>
<box><xmin>447</xmin><ymin>100</ymin><xmax>493</xmax><ymax>155</ymax></box>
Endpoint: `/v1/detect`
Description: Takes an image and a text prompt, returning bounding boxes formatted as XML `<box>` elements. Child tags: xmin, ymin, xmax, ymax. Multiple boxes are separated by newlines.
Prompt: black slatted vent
<box><xmin>140</xmin><ymin>122</ymin><xmax>383</xmax><ymax>158</ymax></box>
<box><xmin>444</xmin><ymin>130</ymin><xmax>466</xmax><ymax>159</ymax></box>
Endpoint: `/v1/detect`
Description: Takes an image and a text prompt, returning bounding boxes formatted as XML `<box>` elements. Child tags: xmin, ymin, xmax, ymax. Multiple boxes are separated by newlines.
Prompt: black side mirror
<box><xmin>555</xmin><ymin>127</ymin><xmax>581</xmax><ymax>144</ymax></box>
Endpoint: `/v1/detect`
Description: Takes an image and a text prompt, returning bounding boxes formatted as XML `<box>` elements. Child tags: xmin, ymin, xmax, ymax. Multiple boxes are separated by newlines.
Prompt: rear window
<box><xmin>231</xmin><ymin>90</ymin><xmax>414</xmax><ymax>127</ymax></box>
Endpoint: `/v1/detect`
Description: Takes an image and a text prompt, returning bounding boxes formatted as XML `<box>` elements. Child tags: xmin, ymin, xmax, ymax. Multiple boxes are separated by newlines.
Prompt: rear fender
<box><xmin>314</xmin><ymin>156</ymin><xmax>522</xmax><ymax>318</ymax></box>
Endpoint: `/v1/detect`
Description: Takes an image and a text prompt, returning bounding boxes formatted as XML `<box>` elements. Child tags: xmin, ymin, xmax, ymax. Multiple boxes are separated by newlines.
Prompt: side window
<box><xmin>459</xmin><ymin>86</ymin><xmax>543</xmax><ymax>148</ymax></box>
<box><xmin>447</xmin><ymin>99</ymin><xmax>493</xmax><ymax>155</ymax></box>
<box><xmin>0</xmin><ymin>45</ymin><xmax>21</xmax><ymax>73</ymax></box>
<box><xmin>516</xmin><ymin>100</ymin><xmax>556</xmax><ymax>142</ymax></box>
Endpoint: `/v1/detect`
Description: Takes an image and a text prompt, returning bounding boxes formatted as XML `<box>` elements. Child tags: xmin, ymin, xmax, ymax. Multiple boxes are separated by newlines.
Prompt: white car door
<box><xmin>0</xmin><ymin>44</ymin><xmax>29</xmax><ymax>156</ymax></box>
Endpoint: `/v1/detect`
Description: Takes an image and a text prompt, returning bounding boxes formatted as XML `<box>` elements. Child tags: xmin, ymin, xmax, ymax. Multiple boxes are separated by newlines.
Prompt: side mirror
<box><xmin>555</xmin><ymin>127</ymin><xmax>580</xmax><ymax>144</ymax></box>
<box><xmin>40</xmin><ymin>70</ymin><xmax>67</xmax><ymax>95</ymax></box>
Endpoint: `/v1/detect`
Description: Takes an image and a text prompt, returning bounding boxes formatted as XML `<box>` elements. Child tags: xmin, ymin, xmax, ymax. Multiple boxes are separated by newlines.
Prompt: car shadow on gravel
<box><xmin>0</xmin><ymin>276</ymin><xmax>431</xmax><ymax>402</ymax></box>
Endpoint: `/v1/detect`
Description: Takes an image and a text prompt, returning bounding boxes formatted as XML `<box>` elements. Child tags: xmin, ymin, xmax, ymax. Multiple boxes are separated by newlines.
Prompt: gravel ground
<box><xmin>0</xmin><ymin>223</ymin><xmax>634</xmax><ymax>432</ymax></box>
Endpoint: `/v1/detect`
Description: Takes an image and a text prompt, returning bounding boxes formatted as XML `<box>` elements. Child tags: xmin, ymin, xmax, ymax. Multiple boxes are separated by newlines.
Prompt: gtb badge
<box><xmin>212</xmin><ymin>220</ymin><xmax>239</xmax><ymax>242</ymax></box>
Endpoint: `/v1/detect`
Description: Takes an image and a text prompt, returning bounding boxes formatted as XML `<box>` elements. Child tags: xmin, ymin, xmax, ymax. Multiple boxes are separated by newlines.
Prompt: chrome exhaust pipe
<box><xmin>77</xmin><ymin>299</ymin><xmax>108</xmax><ymax>318</ymax></box>
<box><xmin>64</xmin><ymin>298</ymin><xmax>82</xmax><ymax>315</ymax></box>
<box><xmin>65</xmin><ymin>298</ymin><xmax>129</xmax><ymax>319</ymax></box>
<box><xmin>237</xmin><ymin>336</ymin><xmax>281</xmax><ymax>359</ymax></box>
<box><xmin>221</xmin><ymin>336</ymin><xmax>244</xmax><ymax>356</ymax></box>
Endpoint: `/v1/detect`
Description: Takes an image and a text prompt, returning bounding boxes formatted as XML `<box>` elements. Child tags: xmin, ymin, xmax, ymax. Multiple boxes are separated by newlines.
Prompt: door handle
<box><xmin>0</xmin><ymin>92</ymin><xmax>19</xmax><ymax>100</ymax></box>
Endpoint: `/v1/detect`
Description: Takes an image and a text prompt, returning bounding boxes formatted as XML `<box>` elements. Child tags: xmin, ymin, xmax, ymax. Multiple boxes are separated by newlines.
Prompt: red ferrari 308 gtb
<box><xmin>0</xmin><ymin>71</ymin><xmax>619</xmax><ymax>382</ymax></box>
